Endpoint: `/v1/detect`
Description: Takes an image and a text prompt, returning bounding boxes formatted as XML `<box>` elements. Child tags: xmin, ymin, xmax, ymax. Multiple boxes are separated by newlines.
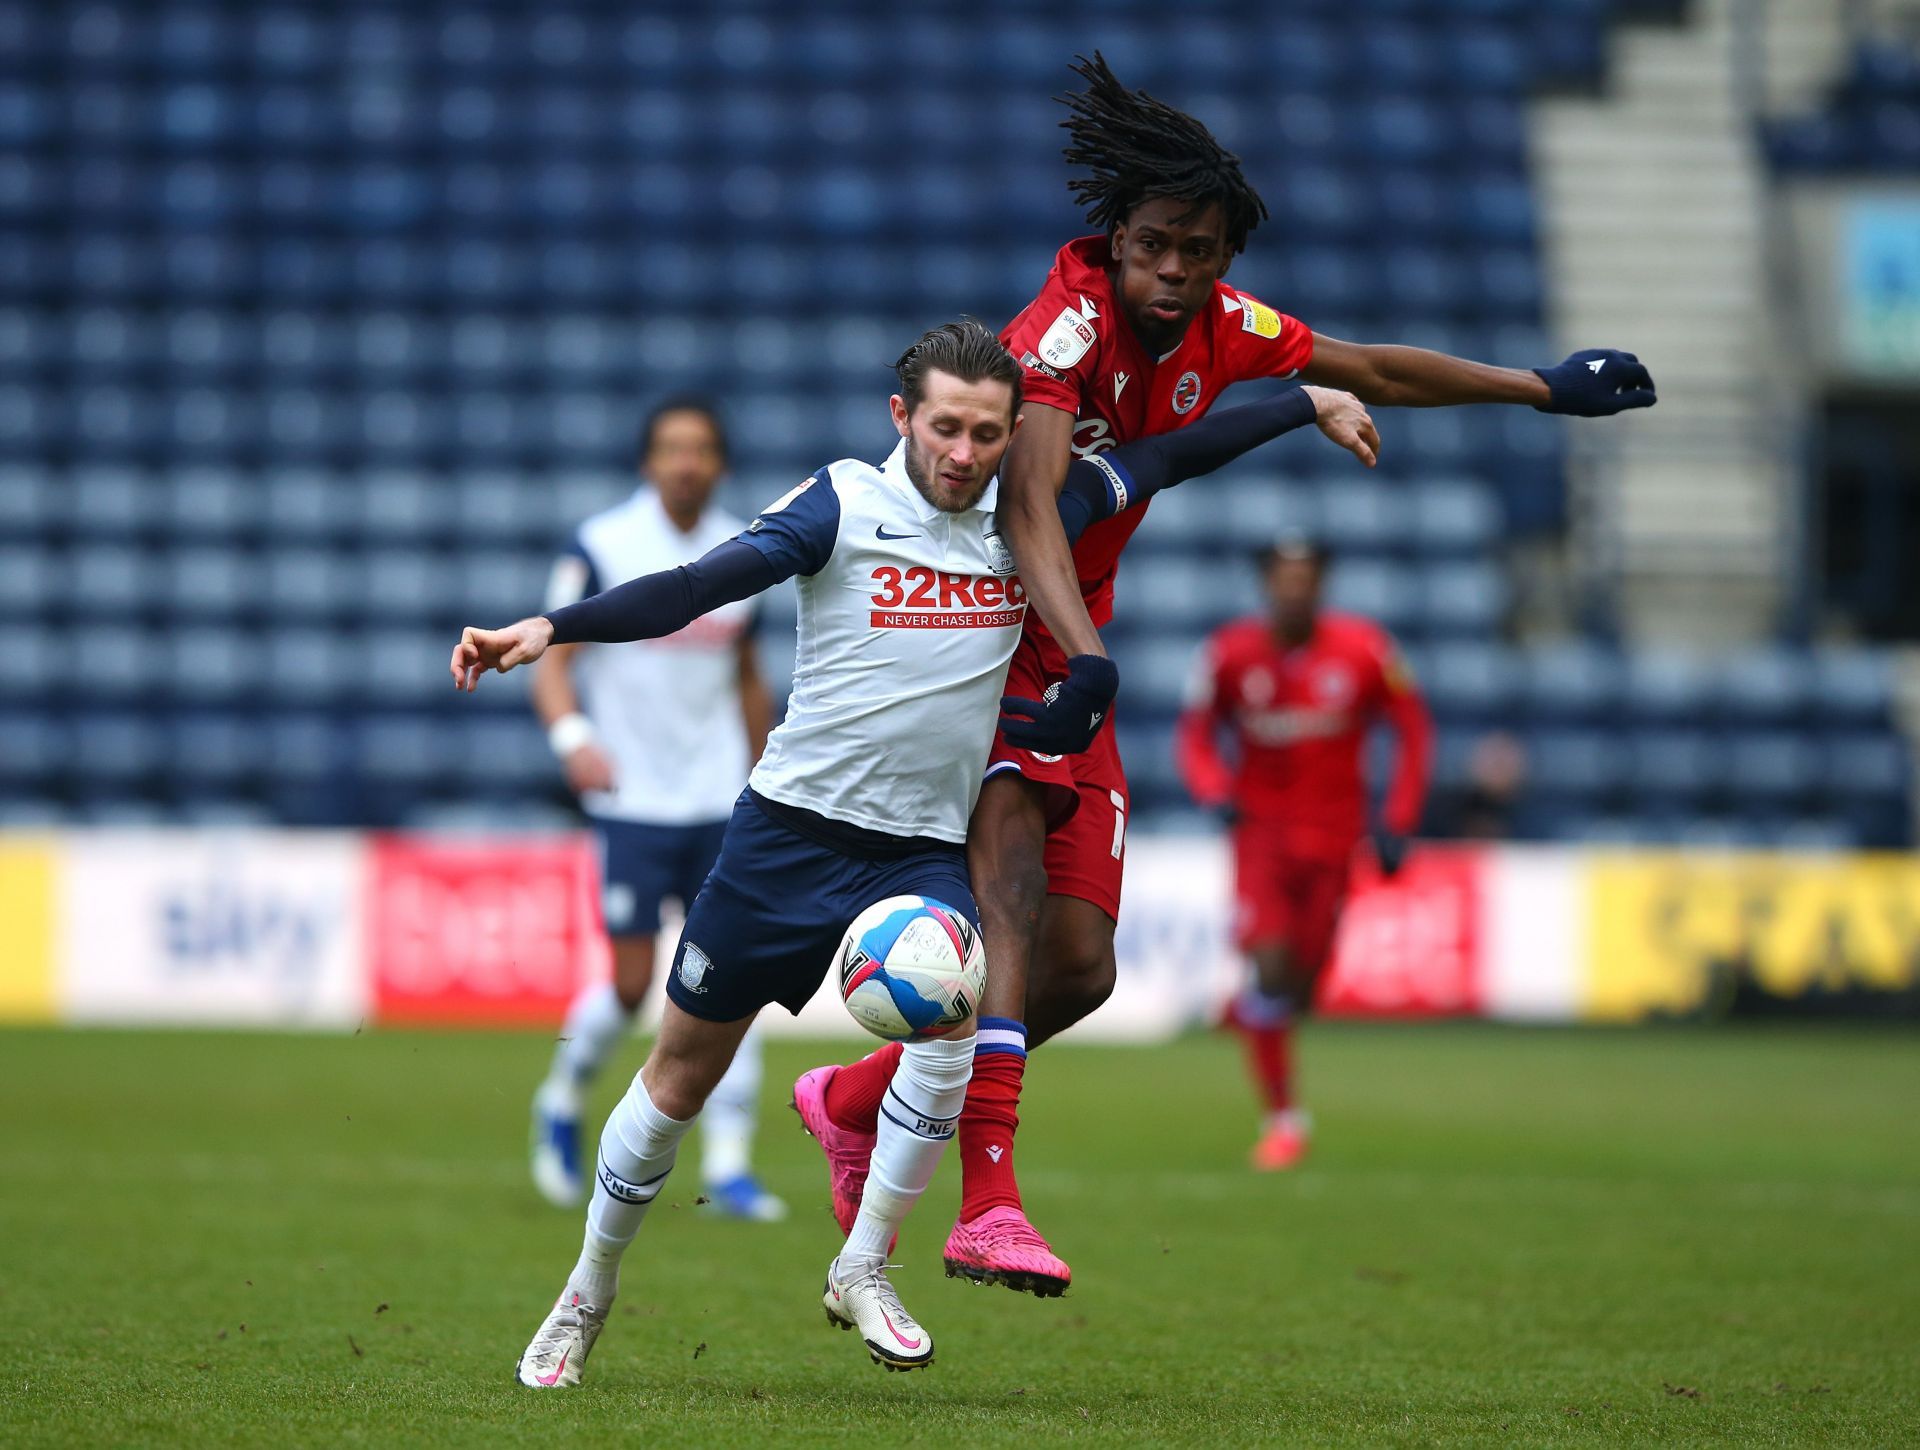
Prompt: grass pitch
<box><xmin>3</xmin><ymin>1023</ymin><xmax>1915</xmax><ymax>1446</ymax></box>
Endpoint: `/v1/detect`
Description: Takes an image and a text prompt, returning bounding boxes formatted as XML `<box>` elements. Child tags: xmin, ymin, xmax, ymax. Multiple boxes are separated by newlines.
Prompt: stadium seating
<box><xmin>3</xmin><ymin>0</ymin><xmax>1910</xmax><ymax>848</ymax></box>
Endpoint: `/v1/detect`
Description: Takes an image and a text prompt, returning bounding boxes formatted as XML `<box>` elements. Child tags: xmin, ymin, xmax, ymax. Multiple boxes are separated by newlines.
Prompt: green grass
<box><xmin>3</xmin><ymin>1024</ymin><xmax>1916</xmax><ymax>1447</ymax></box>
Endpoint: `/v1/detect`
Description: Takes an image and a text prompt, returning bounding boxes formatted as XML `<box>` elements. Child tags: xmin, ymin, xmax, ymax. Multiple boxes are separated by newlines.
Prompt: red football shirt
<box><xmin>1176</xmin><ymin>612</ymin><xmax>1434</xmax><ymax>862</ymax></box>
<box><xmin>999</xmin><ymin>236</ymin><xmax>1315</xmax><ymax>642</ymax></box>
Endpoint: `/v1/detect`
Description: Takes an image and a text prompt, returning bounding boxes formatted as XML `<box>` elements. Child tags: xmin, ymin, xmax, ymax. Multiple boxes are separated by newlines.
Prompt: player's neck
<box><xmin>1271</xmin><ymin>614</ymin><xmax>1316</xmax><ymax>649</ymax></box>
<box><xmin>660</xmin><ymin>499</ymin><xmax>704</xmax><ymax>534</ymax></box>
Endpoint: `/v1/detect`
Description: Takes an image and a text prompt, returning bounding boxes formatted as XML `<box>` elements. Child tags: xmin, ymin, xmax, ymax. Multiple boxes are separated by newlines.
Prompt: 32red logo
<box><xmin>868</xmin><ymin>567</ymin><xmax>1026</xmax><ymax>629</ymax></box>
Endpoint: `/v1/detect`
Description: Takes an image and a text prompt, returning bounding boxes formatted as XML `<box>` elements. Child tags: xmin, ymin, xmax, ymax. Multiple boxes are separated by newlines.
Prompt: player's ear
<box><xmin>1217</xmin><ymin>251</ymin><xmax>1233</xmax><ymax>280</ymax></box>
<box><xmin>888</xmin><ymin>394</ymin><xmax>910</xmax><ymax>438</ymax></box>
<box><xmin>1110</xmin><ymin>225</ymin><xmax>1125</xmax><ymax>264</ymax></box>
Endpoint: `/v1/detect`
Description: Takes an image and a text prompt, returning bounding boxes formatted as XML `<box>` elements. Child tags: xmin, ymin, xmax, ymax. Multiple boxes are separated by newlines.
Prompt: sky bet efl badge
<box><xmin>1039</xmin><ymin>304</ymin><xmax>1097</xmax><ymax>369</ymax></box>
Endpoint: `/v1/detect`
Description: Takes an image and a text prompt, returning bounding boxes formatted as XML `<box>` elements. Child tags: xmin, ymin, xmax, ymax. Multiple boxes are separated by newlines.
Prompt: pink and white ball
<box><xmin>834</xmin><ymin>895</ymin><xmax>985</xmax><ymax>1042</ymax></box>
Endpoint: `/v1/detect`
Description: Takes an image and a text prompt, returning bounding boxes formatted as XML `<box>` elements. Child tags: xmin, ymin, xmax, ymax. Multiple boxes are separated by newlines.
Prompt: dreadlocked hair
<box><xmin>1057</xmin><ymin>52</ymin><xmax>1268</xmax><ymax>255</ymax></box>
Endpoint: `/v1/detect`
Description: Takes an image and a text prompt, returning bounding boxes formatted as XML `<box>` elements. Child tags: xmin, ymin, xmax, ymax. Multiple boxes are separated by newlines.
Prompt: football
<box><xmin>835</xmin><ymin>895</ymin><xmax>985</xmax><ymax>1042</ymax></box>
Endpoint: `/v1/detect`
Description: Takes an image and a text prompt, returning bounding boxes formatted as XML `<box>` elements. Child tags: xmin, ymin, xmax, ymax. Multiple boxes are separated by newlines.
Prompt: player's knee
<box><xmin>1068</xmin><ymin>952</ymin><xmax>1118</xmax><ymax>1017</ymax></box>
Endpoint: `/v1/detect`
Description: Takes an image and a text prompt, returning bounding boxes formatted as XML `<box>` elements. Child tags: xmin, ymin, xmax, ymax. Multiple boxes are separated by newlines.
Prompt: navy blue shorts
<box><xmin>666</xmin><ymin>791</ymin><xmax>978</xmax><ymax>1023</ymax></box>
<box><xmin>590</xmin><ymin>815</ymin><xmax>730</xmax><ymax>939</ymax></box>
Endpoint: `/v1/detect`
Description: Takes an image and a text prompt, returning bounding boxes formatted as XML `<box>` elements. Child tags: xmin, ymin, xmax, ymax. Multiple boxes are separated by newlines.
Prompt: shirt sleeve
<box><xmin>1221</xmin><ymin>289</ymin><xmax>1315</xmax><ymax>383</ymax></box>
<box><xmin>735</xmin><ymin>468</ymin><xmax>843</xmax><ymax>578</ymax></box>
<box><xmin>1000</xmin><ymin>272</ymin><xmax>1106</xmax><ymax>416</ymax></box>
<box><xmin>1366</xmin><ymin>628</ymin><xmax>1433</xmax><ymax>837</ymax></box>
<box><xmin>1174</xmin><ymin>634</ymin><xmax>1237</xmax><ymax>809</ymax></box>
<box><xmin>543</xmin><ymin>534</ymin><xmax>601</xmax><ymax>613</ymax></box>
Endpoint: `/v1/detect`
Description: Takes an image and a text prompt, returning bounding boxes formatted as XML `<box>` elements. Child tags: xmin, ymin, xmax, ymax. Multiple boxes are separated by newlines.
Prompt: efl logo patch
<box><xmin>1239</xmin><ymin>296</ymin><xmax>1283</xmax><ymax>339</ymax></box>
<box><xmin>1038</xmin><ymin>306</ymin><xmax>1097</xmax><ymax>369</ymax></box>
<box><xmin>750</xmin><ymin>476</ymin><xmax>814</xmax><ymax>531</ymax></box>
<box><xmin>1171</xmin><ymin>370</ymin><xmax>1203</xmax><ymax>415</ymax></box>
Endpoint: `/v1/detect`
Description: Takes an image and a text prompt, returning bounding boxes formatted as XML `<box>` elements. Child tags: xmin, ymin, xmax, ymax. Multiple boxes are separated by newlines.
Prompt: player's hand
<box><xmin>450</xmin><ymin>616</ymin><xmax>555</xmax><ymax>692</ymax></box>
<box><xmin>563</xmin><ymin>741</ymin><xmax>617</xmax><ymax>794</ymax></box>
<box><xmin>1533</xmin><ymin>349</ymin><xmax>1657</xmax><ymax>416</ymax></box>
<box><xmin>1372</xmin><ymin>829</ymin><xmax>1409</xmax><ymax>879</ymax></box>
<box><xmin>1301</xmin><ymin>386</ymin><xmax>1379</xmax><ymax>468</ymax></box>
<box><xmin>999</xmin><ymin>654</ymin><xmax>1119</xmax><ymax>757</ymax></box>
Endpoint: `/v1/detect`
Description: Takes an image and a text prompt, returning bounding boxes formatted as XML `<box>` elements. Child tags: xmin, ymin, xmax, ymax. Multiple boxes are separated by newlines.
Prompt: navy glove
<box><xmin>999</xmin><ymin>654</ymin><xmax>1119</xmax><ymax>757</ymax></box>
<box><xmin>1372</xmin><ymin>830</ymin><xmax>1409</xmax><ymax>880</ymax></box>
<box><xmin>1533</xmin><ymin>349</ymin><xmax>1657</xmax><ymax>417</ymax></box>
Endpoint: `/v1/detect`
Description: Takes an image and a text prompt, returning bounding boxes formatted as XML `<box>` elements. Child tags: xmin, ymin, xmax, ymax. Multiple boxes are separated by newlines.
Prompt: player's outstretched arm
<box><xmin>1055</xmin><ymin>386</ymin><xmax>1377</xmax><ymax>547</ymax></box>
<box><xmin>450</xmin><ymin>539</ymin><xmax>780</xmax><ymax>693</ymax></box>
<box><xmin>1303</xmin><ymin>335</ymin><xmax>1656</xmax><ymax>416</ymax></box>
<box><xmin>998</xmin><ymin>402</ymin><xmax>1109</xmax><ymax>661</ymax></box>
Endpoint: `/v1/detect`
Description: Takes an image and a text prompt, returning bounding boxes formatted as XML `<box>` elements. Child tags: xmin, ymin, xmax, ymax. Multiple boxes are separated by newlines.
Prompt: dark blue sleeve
<box><xmin>544</xmin><ymin>540</ymin><xmax>778</xmax><ymax>646</ymax></box>
<box><xmin>735</xmin><ymin>468</ymin><xmax>842</xmax><ymax>578</ymax></box>
<box><xmin>1055</xmin><ymin>389</ymin><xmax>1320</xmax><ymax>546</ymax></box>
<box><xmin>566</xmin><ymin>535</ymin><xmax>603</xmax><ymax>599</ymax></box>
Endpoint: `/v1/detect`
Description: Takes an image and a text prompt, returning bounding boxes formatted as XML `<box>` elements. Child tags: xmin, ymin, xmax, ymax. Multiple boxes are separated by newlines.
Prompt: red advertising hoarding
<box><xmin>368</xmin><ymin>836</ymin><xmax>605</xmax><ymax>1026</ymax></box>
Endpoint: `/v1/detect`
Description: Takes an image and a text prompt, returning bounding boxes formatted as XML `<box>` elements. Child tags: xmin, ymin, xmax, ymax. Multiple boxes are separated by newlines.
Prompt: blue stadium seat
<box><xmin>1716</xmin><ymin>647</ymin><xmax>1811</xmax><ymax>724</ymax></box>
<box><xmin>1626</xmin><ymin>729</ymin><xmax>1723</xmax><ymax>802</ymax></box>
<box><xmin>73</xmin><ymin>713</ymin><xmax>164</xmax><ymax>780</ymax></box>
<box><xmin>1522</xmin><ymin>642</ymin><xmax>1622</xmax><ymax>723</ymax></box>
<box><xmin>1422</xmin><ymin>640</ymin><xmax>1521</xmax><ymax>720</ymax></box>
<box><xmin>170</xmin><ymin>717</ymin><xmax>264</xmax><ymax>784</ymax></box>
<box><xmin>68</xmin><ymin>464</ymin><xmax>153</xmax><ymax>535</ymax></box>
<box><xmin>1725</xmin><ymin>732</ymin><xmax>1822</xmax><ymax>804</ymax></box>
<box><xmin>164</xmin><ymin>547</ymin><xmax>257</xmax><ymax>618</ymax></box>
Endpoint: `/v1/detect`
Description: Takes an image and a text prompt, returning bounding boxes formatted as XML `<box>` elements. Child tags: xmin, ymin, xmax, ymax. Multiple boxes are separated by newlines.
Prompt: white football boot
<box><xmin>822</xmin><ymin>1256</ymin><xmax>935</xmax><ymax>1371</ymax></box>
<box><xmin>514</xmin><ymin>1288</ymin><xmax>608</xmax><ymax>1388</ymax></box>
<box><xmin>529</xmin><ymin>1080</ymin><xmax>584</xmax><ymax>1208</ymax></box>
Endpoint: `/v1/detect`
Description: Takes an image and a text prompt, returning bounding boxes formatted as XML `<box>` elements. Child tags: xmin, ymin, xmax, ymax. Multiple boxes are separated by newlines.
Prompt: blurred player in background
<box><xmin>808</xmin><ymin>53</ymin><xmax>1654</xmax><ymax>1298</ymax></box>
<box><xmin>1177</xmin><ymin>534</ymin><xmax>1433</xmax><ymax>1169</ymax></box>
<box><xmin>529</xmin><ymin>397</ymin><xmax>785</xmax><ymax>1223</ymax></box>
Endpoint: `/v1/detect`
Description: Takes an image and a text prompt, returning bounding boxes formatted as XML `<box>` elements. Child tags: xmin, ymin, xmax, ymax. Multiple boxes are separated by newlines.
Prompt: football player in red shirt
<box><xmin>1178</xmin><ymin>535</ymin><xmax>1433</xmax><ymax>1170</ymax></box>
<box><xmin>805</xmin><ymin>55</ymin><xmax>1655</xmax><ymax>1299</ymax></box>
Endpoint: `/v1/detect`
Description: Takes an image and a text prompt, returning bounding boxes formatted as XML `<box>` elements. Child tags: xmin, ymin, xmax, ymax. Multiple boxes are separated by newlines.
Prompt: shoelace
<box><xmin>845</xmin><ymin>1262</ymin><xmax>912</xmax><ymax>1322</ymax></box>
<box><xmin>974</xmin><ymin>1215</ymin><xmax>1046</xmax><ymax>1249</ymax></box>
<box><xmin>543</xmin><ymin>1297</ymin><xmax>601</xmax><ymax>1346</ymax></box>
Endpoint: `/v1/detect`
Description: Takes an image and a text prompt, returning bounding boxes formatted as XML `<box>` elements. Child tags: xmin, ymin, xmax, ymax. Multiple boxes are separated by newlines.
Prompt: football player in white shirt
<box><xmin>528</xmin><ymin>397</ymin><xmax>785</xmax><ymax>1224</ymax></box>
<box><xmin>452</xmin><ymin>320</ymin><xmax>1365</xmax><ymax>1385</ymax></box>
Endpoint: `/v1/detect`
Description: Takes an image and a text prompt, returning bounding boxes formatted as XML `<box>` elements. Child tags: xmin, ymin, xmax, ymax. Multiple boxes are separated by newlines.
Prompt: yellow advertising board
<box><xmin>0</xmin><ymin>840</ymin><xmax>57</xmax><ymax>1023</ymax></box>
<box><xmin>1586</xmin><ymin>852</ymin><xmax>1920</xmax><ymax>1021</ymax></box>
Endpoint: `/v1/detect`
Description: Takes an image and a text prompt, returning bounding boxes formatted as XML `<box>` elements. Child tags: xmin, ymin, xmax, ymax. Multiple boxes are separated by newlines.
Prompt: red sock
<box><xmin>957</xmin><ymin>1051</ymin><xmax>1025</xmax><ymax>1220</ymax></box>
<box><xmin>824</xmin><ymin>1041</ymin><xmax>903</xmax><ymax>1133</ymax></box>
<box><xmin>1242</xmin><ymin>1018</ymin><xmax>1293</xmax><ymax>1114</ymax></box>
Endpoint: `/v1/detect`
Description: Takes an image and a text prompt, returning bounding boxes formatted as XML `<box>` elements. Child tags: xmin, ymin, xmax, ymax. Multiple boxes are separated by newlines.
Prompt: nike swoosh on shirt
<box><xmin>875</xmin><ymin>526</ymin><xmax>920</xmax><ymax>540</ymax></box>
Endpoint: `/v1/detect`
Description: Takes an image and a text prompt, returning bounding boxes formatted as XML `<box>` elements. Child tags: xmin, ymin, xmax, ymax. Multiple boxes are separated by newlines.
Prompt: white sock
<box><xmin>566</xmin><ymin>1074</ymin><xmax>695</xmax><ymax>1305</ymax></box>
<box><xmin>700</xmin><ymin>1021</ymin><xmax>763</xmax><ymax>1186</ymax></box>
<box><xmin>840</xmin><ymin>1033</ymin><xmax>975</xmax><ymax>1271</ymax></box>
<box><xmin>549</xmin><ymin>981</ymin><xmax>636</xmax><ymax>1091</ymax></box>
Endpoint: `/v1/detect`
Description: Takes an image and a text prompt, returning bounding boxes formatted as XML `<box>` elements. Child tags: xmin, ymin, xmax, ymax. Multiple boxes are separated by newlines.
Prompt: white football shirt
<box><xmin>738</xmin><ymin>439</ymin><xmax>1028</xmax><ymax>843</ymax></box>
<box><xmin>546</xmin><ymin>487</ymin><xmax>754</xmax><ymax>825</ymax></box>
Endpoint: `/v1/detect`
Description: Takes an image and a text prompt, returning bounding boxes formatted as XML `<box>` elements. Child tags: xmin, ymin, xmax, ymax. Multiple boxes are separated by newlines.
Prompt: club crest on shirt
<box><xmin>1242</xmin><ymin>665</ymin><xmax>1275</xmax><ymax>707</ymax></box>
<box><xmin>1314</xmin><ymin>664</ymin><xmax>1356</xmax><ymax>706</ymax></box>
<box><xmin>677</xmin><ymin>941</ymin><xmax>711</xmax><ymax>993</ymax></box>
<box><xmin>982</xmin><ymin>519</ymin><xmax>1016</xmax><ymax>576</ymax></box>
<box><xmin>1171</xmin><ymin>370</ymin><xmax>1203</xmax><ymax>415</ymax></box>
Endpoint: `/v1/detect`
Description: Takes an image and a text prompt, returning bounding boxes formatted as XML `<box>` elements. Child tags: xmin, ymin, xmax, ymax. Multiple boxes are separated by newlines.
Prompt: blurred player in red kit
<box><xmin>1178</xmin><ymin>535</ymin><xmax>1433</xmax><ymax>1169</ymax></box>
<box><xmin>802</xmin><ymin>54</ymin><xmax>1654</xmax><ymax>1297</ymax></box>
